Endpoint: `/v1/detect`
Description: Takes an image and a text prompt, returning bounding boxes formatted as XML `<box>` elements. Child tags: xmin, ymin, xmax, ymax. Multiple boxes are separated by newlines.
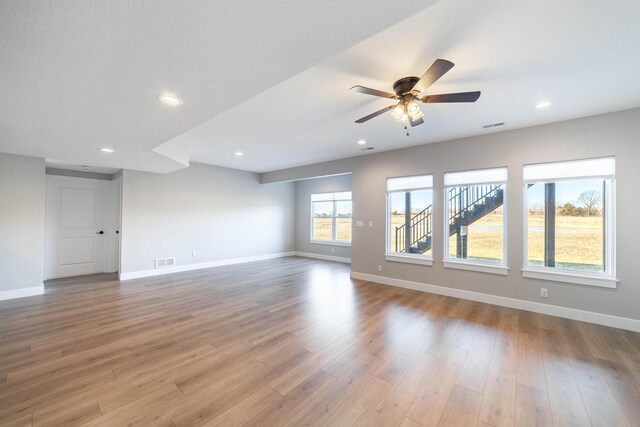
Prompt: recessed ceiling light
<box><xmin>100</xmin><ymin>147</ymin><xmax>115</xmax><ymax>153</ymax></box>
<box><xmin>535</xmin><ymin>100</ymin><xmax>552</xmax><ymax>109</ymax></box>
<box><xmin>235</xmin><ymin>151</ymin><xmax>243</xmax><ymax>157</ymax></box>
<box><xmin>357</xmin><ymin>139</ymin><xmax>367</xmax><ymax>145</ymax></box>
<box><xmin>157</xmin><ymin>94</ymin><xmax>183</xmax><ymax>106</ymax></box>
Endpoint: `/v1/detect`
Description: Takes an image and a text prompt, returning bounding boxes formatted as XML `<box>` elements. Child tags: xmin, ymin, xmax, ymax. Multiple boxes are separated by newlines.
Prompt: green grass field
<box><xmin>312</xmin><ymin>218</ymin><xmax>351</xmax><ymax>241</ymax></box>
<box><xmin>389</xmin><ymin>212</ymin><xmax>604</xmax><ymax>270</ymax></box>
<box><xmin>315</xmin><ymin>212</ymin><xmax>604</xmax><ymax>271</ymax></box>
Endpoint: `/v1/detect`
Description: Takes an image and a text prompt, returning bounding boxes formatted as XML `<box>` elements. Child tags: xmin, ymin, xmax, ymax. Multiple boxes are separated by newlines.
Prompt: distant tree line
<box><xmin>529</xmin><ymin>190</ymin><xmax>602</xmax><ymax>216</ymax></box>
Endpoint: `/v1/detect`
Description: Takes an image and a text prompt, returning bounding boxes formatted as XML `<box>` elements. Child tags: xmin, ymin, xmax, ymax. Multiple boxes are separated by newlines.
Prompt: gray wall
<box><xmin>263</xmin><ymin>108</ymin><xmax>640</xmax><ymax>321</ymax></box>
<box><xmin>294</xmin><ymin>174</ymin><xmax>352</xmax><ymax>260</ymax></box>
<box><xmin>0</xmin><ymin>153</ymin><xmax>45</xmax><ymax>292</ymax></box>
<box><xmin>121</xmin><ymin>162</ymin><xmax>295</xmax><ymax>274</ymax></box>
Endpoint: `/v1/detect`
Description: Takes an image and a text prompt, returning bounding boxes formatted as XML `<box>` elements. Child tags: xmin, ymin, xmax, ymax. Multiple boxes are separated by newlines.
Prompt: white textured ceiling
<box><xmin>0</xmin><ymin>0</ymin><xmax>433</xmax><ymax>173</ymax></box>
<box><xmin>184</xmin><ymin>0</ymin><xmax>640</xmax><ymax>172</ymax></box>
<box><xmin>2</xmin><ymin>1</ymin><xmax>640</xmax><ymax>175</ymax></box>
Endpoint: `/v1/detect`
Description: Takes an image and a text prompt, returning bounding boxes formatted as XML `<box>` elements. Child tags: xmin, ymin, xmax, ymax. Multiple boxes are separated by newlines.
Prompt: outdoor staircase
<box><xmin>395</xmin><ymin>184</ymin><xmax>504</xmax><ymax>254</ymax></box>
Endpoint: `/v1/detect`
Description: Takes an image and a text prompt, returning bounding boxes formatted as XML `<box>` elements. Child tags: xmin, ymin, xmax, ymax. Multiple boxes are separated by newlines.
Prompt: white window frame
<box><xmin>522</xmin><ymin>157</ymin><xmax>617</xmax><ymax>288</ymax></box>
<box><xmin>385</xmin><ymin>175</ymin><xmax>434</xmax><ymax>266</ymax></box>
<box><xmin>310</xmin><ymin>191</ymin><xmax>352</xmax><ymax>246</ymax></box>
<box><xmin>443</xmin><ymin>167</ymin><xmax>509</xmax><ymax>275</ymax></box>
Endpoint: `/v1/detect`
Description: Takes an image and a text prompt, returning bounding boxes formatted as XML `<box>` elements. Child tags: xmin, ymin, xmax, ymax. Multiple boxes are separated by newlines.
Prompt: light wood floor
<box><xmin>1</xmin><ymin>257</ymin><xmax>639</xmax><ymax>426</ymax></box>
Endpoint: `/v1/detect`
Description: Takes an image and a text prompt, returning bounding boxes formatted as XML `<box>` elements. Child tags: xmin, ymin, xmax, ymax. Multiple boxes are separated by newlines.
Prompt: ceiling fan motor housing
<box><xmin>393</xmin><ymin>76</ymin><xmax>420</xmax><ymax>96</ymax></box>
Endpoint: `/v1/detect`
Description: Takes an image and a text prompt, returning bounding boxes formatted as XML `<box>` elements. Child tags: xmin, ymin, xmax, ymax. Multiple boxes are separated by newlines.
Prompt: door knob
<box><xmin>96</xmin><ymin>231</ymin><xmax>104</xmax><ymax>235</ymax></box>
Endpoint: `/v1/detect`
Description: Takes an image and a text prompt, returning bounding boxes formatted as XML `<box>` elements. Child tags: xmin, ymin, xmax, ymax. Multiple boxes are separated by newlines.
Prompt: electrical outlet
<box><xmin>378</xmin><ymin>265</ymin><xmax>382</xmax><ymax>272</ymax></box>
<box><xmin>369</xmin><ymin>221</ymin><xmax>374</xmax><ymax>227</ymax></box>
<box><xmin>192</xmin><ymin>251</ymin><xmax>197</xmax><ymax>257</ymax></box>
<box><xmin>541</xmin><ymin>288</ymin><xmax>548</xmax><ymax>298</ymax></box>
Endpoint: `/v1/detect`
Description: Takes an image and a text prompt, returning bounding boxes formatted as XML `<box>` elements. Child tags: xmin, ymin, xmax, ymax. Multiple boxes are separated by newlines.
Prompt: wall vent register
<box><xmin>155</xmin><ymin>257</ymin><xmax>176</xmax><ymax>269</ymax></box>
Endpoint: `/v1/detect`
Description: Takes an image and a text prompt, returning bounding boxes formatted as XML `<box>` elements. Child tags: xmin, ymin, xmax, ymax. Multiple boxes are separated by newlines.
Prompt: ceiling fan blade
<box><xmin>412</xmin><ymin>59</ymin><xmax>455</xmax><ymax>94</ymax></box>
<box><xmin>421</xmin><ymin>91</ymin><xmax>481</xmax><ymax>103</ymax></box>
<box><xmin>350</xmin><ymin>85</ymin><xmax>398</xmax><ymax>99</ymax></box>
<box><xmin>355</xmin><ymin>105</ymin><xmax>395</xmax><ymax>123</ymax></box>
<box><xmin>409</xmin><ymin>116</ymin><xmax>424</xmax><ymax>127</ymax></box>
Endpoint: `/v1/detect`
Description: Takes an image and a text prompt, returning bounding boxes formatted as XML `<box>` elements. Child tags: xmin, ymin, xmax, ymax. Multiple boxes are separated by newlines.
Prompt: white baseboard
<box><xmin>350</xmin><ymin>271</ymin><xmax>640</xmax><ymax>333</ymax></box>
<box><xmin>294</xmin><ymin>252</ymin><xmax>351</xmax><ymax>264</ymax></box>
<box><xmin>120</xmin><ymin>252</ymin><xmax>296</xmax><ymax>281</ymax></box>
<box><xmin>0</xmin><ymin>285</ymin><xmax>44</xmax><ymax>302</ymax></box>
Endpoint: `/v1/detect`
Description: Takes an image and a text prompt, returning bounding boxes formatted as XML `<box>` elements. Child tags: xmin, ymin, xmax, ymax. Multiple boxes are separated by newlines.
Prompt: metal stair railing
<box><xmin>448</xmin><ymin>184</ymin><xmax>503</xmax><ymax>229</ymax></box>
<box><xmin>394</xmin><ymin>184</ymin><xmax>504</xmax><ymax>254</ymax></box>
<box><xmin>395</xmin><ymin>206</ymin><xmax>432</xmax><ymax>253</ymax></box>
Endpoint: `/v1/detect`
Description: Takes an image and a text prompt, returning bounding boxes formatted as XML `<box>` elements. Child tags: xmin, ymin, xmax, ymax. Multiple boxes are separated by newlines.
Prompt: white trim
<box><xmin>385</xmin><ymin>253</ymin><xmax>433</xmax><ymax>266</ymax></box>
<box><xmin>349</xmin><ymin>272</ymin><xmax>640</xmax><ymax>332</ymax></box>
<box><xmin>443</xmin><ymin>260</ymin><xmax>509</xmax><ymax>275</ymax></box>
<box><xmin>119</xmin><ymin>252</ymin><xmax>296</xmax><ymax>280</ymax></box>
<box><xmin>105</xmin><ymin>176</ymin><xmax>122</xmax><ymax>274</ymax></box>
<box><xmin>522</xmin><ymin>268</ymin><xmax>617</xmax><ymax>289</ymax></box>
<box><xmin>295</xmin><ymin>252</ymin><xmax>351</xmax><ymax>264</ymax></box>
<box><xmin>310</xmin><ymin>240</ymin><xmax>351</xmax><ymax>247</ymax></box>
<box><xmin>0</xmin><ymin>285</ymin><xmax>44</xmax><ymax>301</ymax></box>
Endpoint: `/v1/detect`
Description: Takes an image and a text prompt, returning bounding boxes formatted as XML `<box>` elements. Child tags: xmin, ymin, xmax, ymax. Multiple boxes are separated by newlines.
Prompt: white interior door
<box><xmin>45</xmin><ymin>176</ymin><xmax>109</xmax><ymax>279</ymax></box>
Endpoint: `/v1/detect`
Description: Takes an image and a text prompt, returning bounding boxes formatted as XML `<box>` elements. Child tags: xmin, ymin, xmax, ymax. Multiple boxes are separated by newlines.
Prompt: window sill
<box><xmin>385</xmin><ymin>254</ymin><xmax>433</xmax><ymax>266</ymax></box>
<box><xmin>443</xmin><ymin>260</ymin><xmax>509</xmax><ymax>276</ymax></box>
<box><xmin>310</xmin><ymin>240</ymin><xmax>351</xmax><ymax>247</ymax></box>
<box><xmin>522</xmin><ymin>268</ymin><xmax>618</xmax><ymax>289</ymax></box>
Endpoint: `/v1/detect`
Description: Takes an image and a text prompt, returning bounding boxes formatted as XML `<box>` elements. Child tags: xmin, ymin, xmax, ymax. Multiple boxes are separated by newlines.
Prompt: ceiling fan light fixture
<box><xmin>390</xmin><ymin>104</ymin><xmax>406</xmax><ymax>121</ymax></box>
<box><xmin>408</xmin><ymin>107</ymin><xmax>424</xmax><ymax>122</ymax></box>
<box><xmin>406</xmin><ymin>100</ymin><xmax>421</xmax><ymax>117</ymax></box>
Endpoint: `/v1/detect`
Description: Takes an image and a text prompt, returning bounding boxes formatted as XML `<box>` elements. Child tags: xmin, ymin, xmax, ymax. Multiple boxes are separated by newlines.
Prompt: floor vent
<box><xmin>155</xmin><ymin>257</ymin><xmax>176</xmax><ymax>269</ymax></box>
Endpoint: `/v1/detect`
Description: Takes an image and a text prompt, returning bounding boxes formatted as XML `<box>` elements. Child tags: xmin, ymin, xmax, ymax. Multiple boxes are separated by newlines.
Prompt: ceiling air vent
<box><xmin>155</xmin><ymin>257</ymin><xmax>176</xmax><ymax>269</ymax></box>
<box><xmin>360</xmin><ymin>146</ymin><xmax>375</xmax><ymax>151</ymax></box>
<box><xmin>482</xmin><ymin>122</ymin><xmax>505</xmax><ymax>129</ymax></box>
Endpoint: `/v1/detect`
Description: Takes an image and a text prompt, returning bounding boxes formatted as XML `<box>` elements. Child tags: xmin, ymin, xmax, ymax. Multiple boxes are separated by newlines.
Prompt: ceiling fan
<box><xmin>350</xmin><ymin>59</ymin><xmax>480</xmax><ymax>130</ymax></box>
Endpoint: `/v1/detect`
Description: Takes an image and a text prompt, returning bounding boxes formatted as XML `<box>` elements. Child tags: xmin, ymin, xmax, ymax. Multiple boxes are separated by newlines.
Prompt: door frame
<box><xmin>105</xmin><ymin>176</ymin><xmax>122</xmax><ymax>273</ymax></box>
<box><xmin>44</xmin><ymin>174</ymin><xmax>122</xmax><ymax>280</ymax></box>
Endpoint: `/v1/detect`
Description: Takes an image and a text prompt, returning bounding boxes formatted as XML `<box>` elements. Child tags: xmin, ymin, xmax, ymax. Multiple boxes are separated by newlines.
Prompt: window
<box><xmin>444</xmin><ymin>167</ymin><xmax>508</xmax><ymax>274</ymax></box>
<box><xmin>311</xmin><ymin>192</ymin><xmax>352</xmax><ymax>245</ymax></box>
<box><xmin>386</xmin><ymin>175</ymin><xmax>433</xmax><ymax>265</ymax></box>
<box><xmin>523</xmin><ymin>157</ymin><xmax>616</xmax><ymax>287</ymax></box>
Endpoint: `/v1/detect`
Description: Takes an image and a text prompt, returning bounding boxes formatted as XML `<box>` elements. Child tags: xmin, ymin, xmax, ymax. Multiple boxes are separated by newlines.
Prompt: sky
<box><xmin>389</xmin><ymin>190</ymin><xmax>432</xmax><ymax>213</ymax></box>
<box><xmin>526</xmin><ymin>179</ymin><xmax>604</xmax><ymax>206</ymax></box>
